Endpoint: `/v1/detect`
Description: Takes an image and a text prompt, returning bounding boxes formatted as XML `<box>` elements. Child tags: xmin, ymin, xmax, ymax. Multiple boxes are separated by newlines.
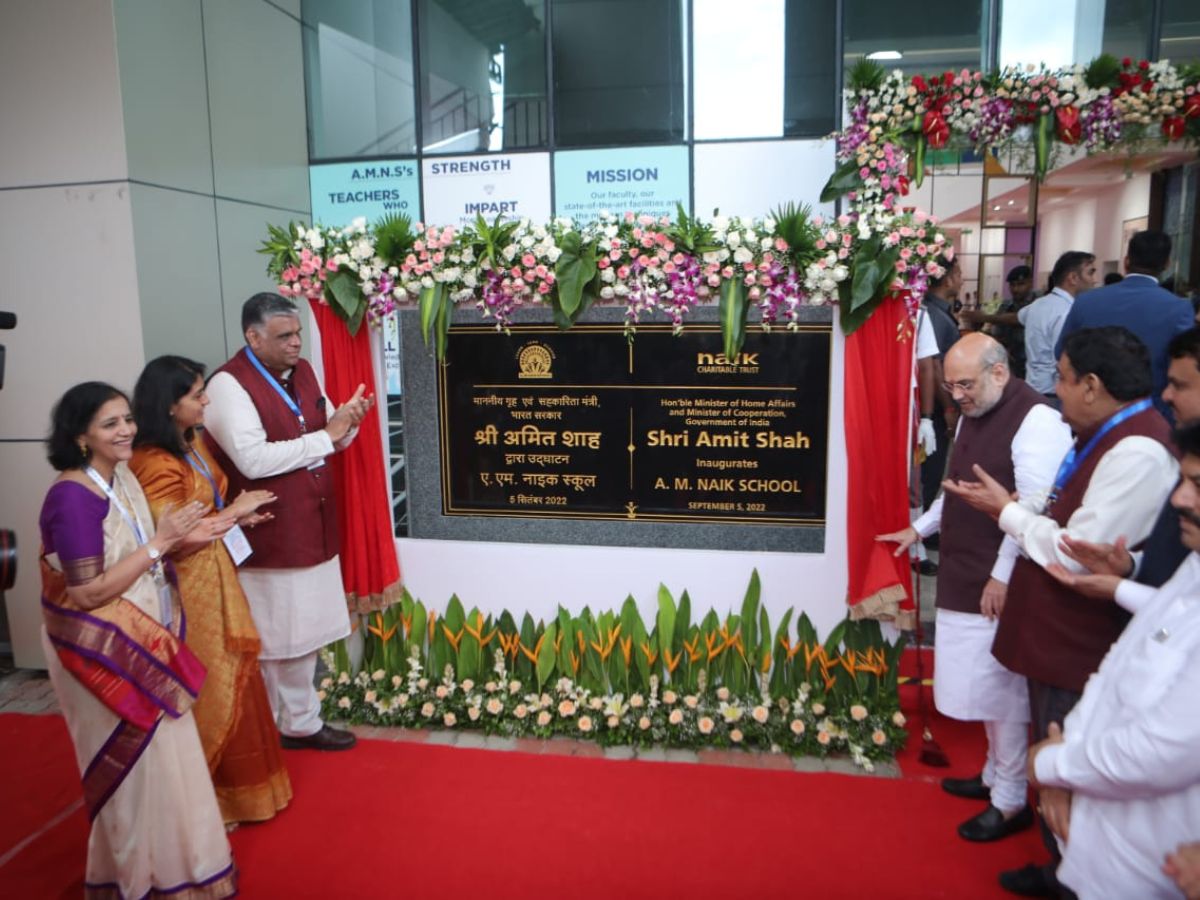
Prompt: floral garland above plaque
<box><xmin>261</xmin><ymin>55</ymin><xmax>1198</xmax><ymax>348</ymax></box>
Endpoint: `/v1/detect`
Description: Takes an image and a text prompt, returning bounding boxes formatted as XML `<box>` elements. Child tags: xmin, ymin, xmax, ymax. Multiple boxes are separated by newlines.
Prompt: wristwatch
<box><xmin>146</xmin><ymin>544</ymin><xmax>162</xmax><ymax>563</ymax></box>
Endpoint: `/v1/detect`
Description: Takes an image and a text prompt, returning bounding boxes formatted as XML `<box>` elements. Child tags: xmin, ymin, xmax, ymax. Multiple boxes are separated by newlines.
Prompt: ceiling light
<box><xmin>866</xmin><ymin>50</ymin><xmax>903</xmax><ymax>60</ymax></box>
<box><xmin>992</xmin><ymin>205</ymin><xmax>1001</xmax><ymax>211</ymax></box>
<box><xmin>1007</xmin><ymin>200</ymin><xmax>1015</xmax><ymax>205</ymax></box>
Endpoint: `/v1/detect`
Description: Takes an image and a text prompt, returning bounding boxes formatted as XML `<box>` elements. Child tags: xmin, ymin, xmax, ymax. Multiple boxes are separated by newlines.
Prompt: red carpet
<box><xmin>0</xmin><ymin>708</ymin><xmax>1047</xmax><ymax>899</ymax></box>
<box><xmin>0</xmin><ymin>715</ymin><xmax>80</xmax><ymax>858</ymax></box>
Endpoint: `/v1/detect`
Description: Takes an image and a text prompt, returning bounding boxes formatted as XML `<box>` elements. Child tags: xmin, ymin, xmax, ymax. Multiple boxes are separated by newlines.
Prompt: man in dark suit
<box><xmin>1055</xmin><ymin>231</ymin><xmax>1193</xmax><ymax>419</ymax></box>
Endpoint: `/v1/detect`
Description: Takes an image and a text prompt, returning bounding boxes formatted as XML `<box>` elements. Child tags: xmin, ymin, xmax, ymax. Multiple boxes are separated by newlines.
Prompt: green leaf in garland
<box><xmin>1083</xmin><ymin>53</ymin><xmax>1121</xmax><ymax>90</ymax></box>
<box><xmin>326</xmin><ymin>269</ymin><xmax>366</xmax><ymax>335</ymax></box>
<box><xmin>551</xmin><ymin>289</ymin><xmax>596</xmax><ymax>330</ymax></box>
<box><xmin>553</xmin><ymin>230</ymin><xmax>597</xmax><ymax>318</ymax></box>
<box><xmin>849</xmin><ymin>236</ymin><xmax>885</xmax><ymax>310</ymax></box>
<box><xmin>911</xmin><ymin>131</ymin><xmax>927</xmax><ymax>189</ymax></box>
<box><xmin>718</xmin><ymin>276</ymin><xmax>749</xmax><ymax>361</ymax></box>
<box><xmin>847</xmin><ymin>57</ymin><xmax>885</xmax><ymax>93</ymax></box>
<box><xmin>1035</xmin><ymin>111</ymin><xmax>1053</xmax><ymax>181</ymax></box>
<box><xmin>819</xmin><ymin>157</ymin><xmax>864</xmax><ymax>203</ymax></box>
<box><xmin>434</xmin><ymin>283</ymin><xmax>452</xmax><ymax>361</ymax></box>
<box><xmin>840</xmin><ymin>291</ymin><xmax>887</xmax><ymax>336</ymax></box>
<box><xmin>418</xmin><ymin>284</ymin><xmax>438</xmax><ymax>345</ymax></box>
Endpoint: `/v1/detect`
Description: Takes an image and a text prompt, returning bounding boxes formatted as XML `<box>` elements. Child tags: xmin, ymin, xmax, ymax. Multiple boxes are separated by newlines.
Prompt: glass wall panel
<box><xmin>843</xmin><ymin>0</ymin><xmax>983</xmax><ymax>82</ymax></box>
<box><xmin>1162</xmin><ymin>0</ymin><xmax>1200</xmax><ymax>64</ymax></box>
<box><xmin>552</xmin><ymin>0</ymin><xmax>686</xmax><ymax>147</ymax></box>
<box><xmin>1100</xmin><ymin>0</ymin><xmax>1153</xmax><ymax>61</ymax></box>
<box><xmin>694</xmin><ymin>0</ymin><xmax>834</xmax><ymax>140</ymax></box>
<box><xmin>417</xmin><ymin>0</ymin><xmax>547</xmax><ymax>155</ymax></box>
<box><xmin>303</xmin><ymin>0</ymin><xmax>418</xmax><ymax>160</ymax></box>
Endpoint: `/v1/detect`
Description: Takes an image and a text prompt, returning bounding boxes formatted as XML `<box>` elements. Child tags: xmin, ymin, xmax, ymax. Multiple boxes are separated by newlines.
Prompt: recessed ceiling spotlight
<box><xmin>992</xmin><ymin>205</ymin><xmax>1001</xmax><ymax>211</ymax></box>
<box><xmin>1007</xmin><ymin>200</ymin><xmax>1015</xmax><ymax>205</ymax></box>
<box><xmin>866</xmin><ymin>50</ymin><xmax>903</xmax><ymax>60</ymax></box>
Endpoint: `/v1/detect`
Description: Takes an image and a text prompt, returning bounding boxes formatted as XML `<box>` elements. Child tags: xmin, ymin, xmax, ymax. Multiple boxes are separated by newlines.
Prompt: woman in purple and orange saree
<box><xmin>38</xmin><ymin>382</ymin><xmax>236</xmax><ymax>900</ymax></box>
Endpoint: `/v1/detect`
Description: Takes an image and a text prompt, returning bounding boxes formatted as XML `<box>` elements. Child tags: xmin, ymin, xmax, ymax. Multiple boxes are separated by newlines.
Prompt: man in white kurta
<box><xmin>1028</xmin><ymin>424</ymin><xmax>1200</xmax><ymax>898</ymax></box>
<box><xmin>880</xmin><ymin>333</ymin><xmax>1073</xmax><ymax>841</ymax></box>
<box><xmin>204</xmin><ymin>293</ymin><xmax>371</xmax><ymax>750</ymax></box>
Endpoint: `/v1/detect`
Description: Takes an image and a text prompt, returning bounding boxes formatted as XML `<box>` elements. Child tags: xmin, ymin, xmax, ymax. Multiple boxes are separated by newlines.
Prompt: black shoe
<box><xmin>959</xmin><ymin>804</ymin><xmax>1034</xmax><ymax>842</ymax></box>
<box><xmin>941</xmin><ymin>772</ymin><xmax>991</xmax><ymax>800</ymax></box>
<box><xmin>280</xmin><ymin>724</ymin><xmax>357</xmax><ymax>751</ymax></box>
<box><xmin>998</xmin><ymin>863</ymin><xmax>1057</xmax><ymax>897</ymax></box>
<box><xmin>913</xmin><ymin>559</ymin><xmax>938</xmax><ymax>576</ymax></box>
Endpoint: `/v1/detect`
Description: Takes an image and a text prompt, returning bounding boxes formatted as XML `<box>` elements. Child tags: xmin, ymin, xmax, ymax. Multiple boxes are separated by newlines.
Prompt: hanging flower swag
<box><xmin>321</xmin><ymin>572</ymin><xmax>910</xmax><ymax>769</ymax></box>
<box><xmin>262</xmin><ymin>54</ymin><xmax>1197</xmax><ymax>350</ymax></box>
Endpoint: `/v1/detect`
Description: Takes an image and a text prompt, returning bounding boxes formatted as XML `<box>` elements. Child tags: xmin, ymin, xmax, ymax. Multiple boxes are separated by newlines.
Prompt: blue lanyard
<box><xmin>244</xmin><ymin>347</ymin><xmax>306</xmax><ymax>432</ymax></box>
<box><xmin>86</xmin><ymin>466</ymin><xmax>151</xmax><ymax>546</ymax></box>
<box><xmin>186</xmin><ymin>450</ymin><xmax>224</xmax><ymax>511</ymax></box>
<box><xmin>1050</xmin><ymin>399</ymin><xmax>1152</xmax><ymax>501</ymax></box>
<box><xmin>85</xmin><ymin>466</ymin><xmax>171</xmax><ymax>627</ymax></box>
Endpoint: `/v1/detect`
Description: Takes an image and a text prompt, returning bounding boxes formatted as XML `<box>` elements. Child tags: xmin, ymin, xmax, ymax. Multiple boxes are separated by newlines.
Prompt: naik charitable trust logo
<box><xmin>695</xmin><ymin>351</ymin><xmax>760</xmax><ymax>375</ymax></box>
<box><xmin>517</xmin><ymin>342</ymin><xmax>555</xmax><ymax>379</ymax></box>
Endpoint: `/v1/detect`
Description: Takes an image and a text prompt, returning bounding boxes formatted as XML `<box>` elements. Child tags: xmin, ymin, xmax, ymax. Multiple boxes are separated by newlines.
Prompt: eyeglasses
<box><xmin>942</xmin><ymin>378</ymin><xmax>977</xmax><ymax>394</ymax></box>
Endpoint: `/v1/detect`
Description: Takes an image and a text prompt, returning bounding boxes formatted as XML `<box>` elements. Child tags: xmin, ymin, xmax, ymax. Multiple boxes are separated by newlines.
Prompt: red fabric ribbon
<box><xmin>310</xmin><ymin>301</ymin><xmax>402</xmax><ymax>612</ymax></box>
<box><xmin>843</xmin><ymin>294</ymin><xmax>915</xmax><ymax>627</ymax></box>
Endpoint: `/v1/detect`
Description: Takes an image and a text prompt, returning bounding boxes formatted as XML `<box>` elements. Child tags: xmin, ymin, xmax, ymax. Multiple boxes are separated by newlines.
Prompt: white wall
<box><xmin>0</xmin><ymin>0</ymin><xmax>144</xmax><ymax>670</ymax></box>
<box><xmin>1036</xmin><ymin>173</ymin><xmax>1150</xmax><ymax>283</ymax></box>
<box><xmin>1</xmin><ymin>0</ymin><xmax>310</xmax><ymax>669</ymax></box>
<box><xmin>392</xmin><ymin>324</ymin><xmax>850</xmax><ymax>639</ymax></box>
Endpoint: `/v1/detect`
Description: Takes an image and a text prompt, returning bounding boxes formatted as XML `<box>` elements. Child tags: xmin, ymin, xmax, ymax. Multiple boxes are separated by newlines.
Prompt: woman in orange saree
<box><xmin>39</xmin><ymin>382</ymin><xmax>235</xmax><ymax>899</ymax></box>
<box><xmin>130</xmin><ymin>356</ymin><xmax>291</xmax><ymax>825</ymax></box>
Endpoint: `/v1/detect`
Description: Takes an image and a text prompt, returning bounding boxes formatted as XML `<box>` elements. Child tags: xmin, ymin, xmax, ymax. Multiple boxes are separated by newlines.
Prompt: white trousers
<box><xmin>260</xmin><ymin>652</ymin><xmax>323</xmax><ymax>738</ymax></box>
<box><xmin>981</xmin><ymin>718</ymin><xmax>1029</xmax><ymax>814</ymax></box>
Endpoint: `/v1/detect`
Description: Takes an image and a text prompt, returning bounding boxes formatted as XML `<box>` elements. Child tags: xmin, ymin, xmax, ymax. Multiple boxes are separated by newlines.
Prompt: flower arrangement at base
<box><xmin>318</xmin><ymin>571</ymin><xmax>909</xmax><ymax>770</ymax></box>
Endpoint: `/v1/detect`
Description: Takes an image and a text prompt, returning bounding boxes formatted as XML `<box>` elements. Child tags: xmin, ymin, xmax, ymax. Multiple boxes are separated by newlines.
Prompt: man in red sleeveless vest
<box><xmin>945</xmin><ymin>326</ymin><xmax>1178</xmax><ymax>898</ymax></box>
<box><xmin>204</xmin><ymin>293</ymin><xmax>373</xmax><ymax>751</ymax></box>
<box><xmin>879</xmin><ymin>333</ymin><xmax>1072</xmax><ymax>843</ymax></box>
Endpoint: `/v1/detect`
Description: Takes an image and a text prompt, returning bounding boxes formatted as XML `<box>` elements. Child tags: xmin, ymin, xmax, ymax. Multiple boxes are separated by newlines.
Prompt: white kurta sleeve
<box><xmin>916</xmin><ymin>309</ymin><xmax>939</xmax><ymax>360</ymax></box>
<box><xmin>998</xmin><ymin>436</ymin><xmax>1178</xmax><ymax>573</ymax></box>
<box><xmin>1034</xmin><ymin>651</ymin><xmax>1200</xmax><ymax>799</ymax></box>
<box><xmin>913</xmin><ymin>494</ymin><xmax>943</xmax><ymax>537</ymax></box>
<box><xmin>204</xmin><ymin>370</ymin><xmax>335</xmax><ymax>480</ymax></box>
<box><xmin>1113</xmin><ymin>579</ymin><xmax>1157</xmax><ymax>614</ymax></box>
<box><xmin>990</xmin><ymin>404</ymin><xmax>1075</xmax><ymax>583</ymax></box>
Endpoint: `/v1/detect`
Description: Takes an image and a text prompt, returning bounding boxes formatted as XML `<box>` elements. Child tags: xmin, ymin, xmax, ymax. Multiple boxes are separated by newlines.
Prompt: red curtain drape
<box><xmin>843</xmin><ymin>294</ymin><xmax>916</xmax><ymax>629</ymax></box>
<box><xmin>310</xmin><ymin>300</ymin><xmax>402</xmax><ymax>614</ymax></box>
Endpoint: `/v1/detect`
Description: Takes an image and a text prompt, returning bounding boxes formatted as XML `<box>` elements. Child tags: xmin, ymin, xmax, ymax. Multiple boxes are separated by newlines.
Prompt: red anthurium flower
<box><xmin>1185</xmin><ymin>95</ymin><xmax>1200</xmax><ymax>119</ymax></box>
<box><xmin>923</xmin><ymin>109</ymin><xmax>950</xmax><ymax>149</ymax></box>
<box><xmin>1056</xmin><ymin>106</ymin><xmax>1082</xmax><ymax>144</ymax></box>
<box><xmin>1162</xmin><ymin>116</ymin><xmax>1186</xmax><ymax>141</ymax></box>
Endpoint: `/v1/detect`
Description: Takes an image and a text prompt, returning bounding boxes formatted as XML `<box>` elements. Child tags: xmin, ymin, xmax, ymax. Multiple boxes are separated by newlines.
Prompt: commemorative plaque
<box><xmin>437</xmin><ymin>323</ymin><xmax>830</xmax><ymax>525</ymax></box>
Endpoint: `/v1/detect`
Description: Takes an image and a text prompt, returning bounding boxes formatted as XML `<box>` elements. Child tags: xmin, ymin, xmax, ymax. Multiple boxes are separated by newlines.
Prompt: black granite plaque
<box><xmin>437</xmin><ymin>322</ymin><xmax>830</xmax><ymax>525</ymax></box>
